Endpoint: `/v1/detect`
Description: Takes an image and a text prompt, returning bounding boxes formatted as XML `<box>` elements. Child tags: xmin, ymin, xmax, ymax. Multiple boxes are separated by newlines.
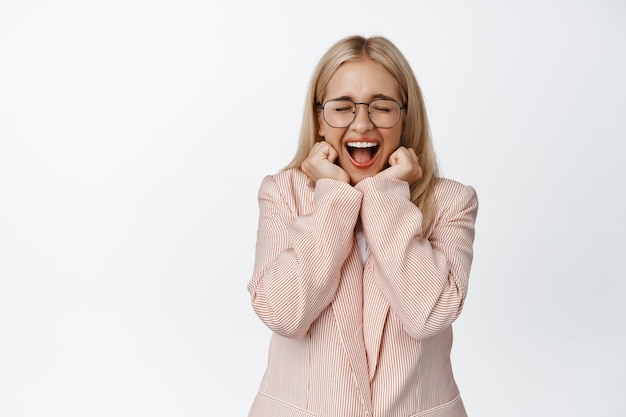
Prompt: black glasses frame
<box><xmin>319</xmin><ymin>99</ymin><xmax>406</xmax><ymax>129</ymax></box>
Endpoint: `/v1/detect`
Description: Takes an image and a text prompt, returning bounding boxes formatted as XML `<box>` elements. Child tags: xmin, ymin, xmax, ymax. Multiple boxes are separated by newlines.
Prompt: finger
<box><xmin>396</xmin><ymin>147</ymin><xmax>418</xmax><ymax>165</ymax></box>
<box><xmin>311</xmin><ymin>142</ymin><xmax>330</xmax><ymax>159</ymax></box>
<box><xmin>388</xmin><ymin>148</ymin><xmax>402</xmax><ymax>166</ymax></box>
<box><xmin>321</xmin><ymin>142</ymin><xmax>339</xmax><ymax>162</ymax></box>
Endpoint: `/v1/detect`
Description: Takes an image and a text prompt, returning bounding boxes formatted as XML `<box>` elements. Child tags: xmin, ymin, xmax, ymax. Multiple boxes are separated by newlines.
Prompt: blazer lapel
<box><xmin>363</xmin><ymin>258</ymin><xmax>390</xmax><ymax>379</ymax></box>
<box><xmin>331</xmin><ymin>244</ymin><xmax>373</xmax><ymax>412</ymax></box>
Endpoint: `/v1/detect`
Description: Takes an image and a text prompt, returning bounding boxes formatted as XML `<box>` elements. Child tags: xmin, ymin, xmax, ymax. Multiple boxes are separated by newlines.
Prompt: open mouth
<box><xmin>346</xmin><ymin>141</ymin><xmax>380</xmax><ymax>166</ymax></box>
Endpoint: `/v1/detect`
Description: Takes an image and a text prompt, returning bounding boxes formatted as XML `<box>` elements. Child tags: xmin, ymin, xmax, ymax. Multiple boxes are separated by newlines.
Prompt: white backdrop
<box><xmin>1</xmin><ymin>1</ymin><xmax>624</xmax><ymax>416</ymax></box>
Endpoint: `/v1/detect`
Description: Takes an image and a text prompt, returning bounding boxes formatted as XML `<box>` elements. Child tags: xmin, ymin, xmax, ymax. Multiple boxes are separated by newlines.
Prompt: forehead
<box><xmin>325</xmin><ymin>59</ymin><xmax>401</xmax><ymax>100</ymax></box>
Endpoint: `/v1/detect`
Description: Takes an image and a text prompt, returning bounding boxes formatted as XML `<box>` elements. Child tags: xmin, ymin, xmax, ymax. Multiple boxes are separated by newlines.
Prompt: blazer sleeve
<box><xmin>247</xmin><ymin>175</ymin><xmax>362</xmax><ymax>338</ymax></box>
<box><xmin>355</xmin><ymin>176</ymin><xmax>478</xmax><ymax>340</ymax></box>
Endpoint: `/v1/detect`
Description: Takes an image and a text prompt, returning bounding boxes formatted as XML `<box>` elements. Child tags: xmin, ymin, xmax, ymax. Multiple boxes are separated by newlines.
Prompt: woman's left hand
<box><xmin>376</xmin><ymin>146</ymin><xmax>423</xmax><ymax>185</ymax></box>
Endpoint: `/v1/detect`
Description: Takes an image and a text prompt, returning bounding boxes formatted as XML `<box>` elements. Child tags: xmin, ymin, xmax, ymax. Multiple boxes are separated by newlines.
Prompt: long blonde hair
<box><xmin>285</xmin><ymin>35</ymin><xmax>440</xmax><ymax>232</ymax></box>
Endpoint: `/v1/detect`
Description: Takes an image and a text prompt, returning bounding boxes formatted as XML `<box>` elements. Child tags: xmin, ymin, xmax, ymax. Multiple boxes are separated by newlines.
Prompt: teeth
<box><xmin>346</xmin><ymin>142</ymin><xmax>377</xmax><ymax>148</ymax></box>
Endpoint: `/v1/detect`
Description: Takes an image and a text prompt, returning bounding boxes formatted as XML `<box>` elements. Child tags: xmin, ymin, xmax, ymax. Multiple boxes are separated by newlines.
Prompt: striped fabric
<box><xmin>248</xmin><ymin>168</ymin><xmax>478</xmax><ymax>417</ymax></box>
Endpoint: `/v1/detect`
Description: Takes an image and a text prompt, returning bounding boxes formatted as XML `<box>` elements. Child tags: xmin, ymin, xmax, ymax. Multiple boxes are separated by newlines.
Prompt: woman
<box><xmin>247</xmin><ymin>35</ymin><xmax>478</xmax><ymax>417</ymax></box>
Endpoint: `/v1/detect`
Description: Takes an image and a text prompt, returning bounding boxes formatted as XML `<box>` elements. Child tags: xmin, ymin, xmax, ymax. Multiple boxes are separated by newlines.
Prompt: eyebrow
<box><xmin>327</xmin><ymin>93</ymin><xmax>401</xmax><ymax>102</ymax></box>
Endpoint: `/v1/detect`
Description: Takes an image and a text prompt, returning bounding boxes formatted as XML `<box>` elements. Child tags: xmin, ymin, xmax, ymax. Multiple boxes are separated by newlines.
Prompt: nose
<box><xmin>350</xmin><ymin>102</ymin><xmax>374</xmax><ymax>132</ymax></box>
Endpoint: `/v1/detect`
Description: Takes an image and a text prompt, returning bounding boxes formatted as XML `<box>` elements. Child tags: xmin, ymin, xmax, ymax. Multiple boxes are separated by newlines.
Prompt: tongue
<box><xmin>352</xmin><ymin>148</ymin><xmax>372</xmax><ymax>164</ymax></box>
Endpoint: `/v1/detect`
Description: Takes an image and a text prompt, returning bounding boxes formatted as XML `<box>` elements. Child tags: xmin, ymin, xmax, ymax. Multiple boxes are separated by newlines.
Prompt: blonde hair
<box><xmin>285</xmin><ymin>35</ymin><xmax>440</xmax><ymax>232</ymax></box>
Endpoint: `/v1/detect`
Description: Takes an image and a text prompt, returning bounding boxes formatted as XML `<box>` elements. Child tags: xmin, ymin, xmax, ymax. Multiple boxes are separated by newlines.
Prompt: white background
<box><xmin>1</xmin><ymin>0</ymin><xmax>624</xmax><ymax>416</ymax></box>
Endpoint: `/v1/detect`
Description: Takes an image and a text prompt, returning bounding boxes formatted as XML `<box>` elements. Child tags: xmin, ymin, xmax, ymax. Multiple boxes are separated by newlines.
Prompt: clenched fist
<box><xmin>376</xmin><ymin>146</ymin><xmax>422</xmax><ymax>185</ymax></box>
<box><xmin>301</xmin><ymin>141</ymin><xmax>350</xmax><ymax>183</ymax></box>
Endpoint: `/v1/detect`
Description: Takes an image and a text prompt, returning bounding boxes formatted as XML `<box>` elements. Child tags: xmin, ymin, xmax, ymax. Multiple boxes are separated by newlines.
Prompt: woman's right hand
<box><xmin>301</xmin><ymin>141</ymin><xmax>350</xmax><ymax>183</ymax></box>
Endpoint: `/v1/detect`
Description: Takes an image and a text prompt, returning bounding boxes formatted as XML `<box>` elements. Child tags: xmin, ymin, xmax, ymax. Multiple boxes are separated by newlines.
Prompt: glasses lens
<box><xmin>323</xmin><ymin>100</ymin><xmax>355</xmax><ymax>128</ymax></box>
<box><xmin>369</xmin><ymin>100</ymin><xmax>401</xmax><ymax>128</ymax></box>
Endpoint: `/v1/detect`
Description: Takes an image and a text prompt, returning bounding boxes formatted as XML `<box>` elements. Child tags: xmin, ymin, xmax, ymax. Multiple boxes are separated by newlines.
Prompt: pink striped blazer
<box><xmin>247</xmin><ymin>168</ymin><xmax>478</xmax><ymax>417</ymax></box>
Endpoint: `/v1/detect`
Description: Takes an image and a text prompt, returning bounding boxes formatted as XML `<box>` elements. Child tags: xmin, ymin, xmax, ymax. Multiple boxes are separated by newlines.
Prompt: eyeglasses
<box><xmin>319</xmin><ymin>99</ymin><xmax>405</xmax><ymax>129</ymax></box>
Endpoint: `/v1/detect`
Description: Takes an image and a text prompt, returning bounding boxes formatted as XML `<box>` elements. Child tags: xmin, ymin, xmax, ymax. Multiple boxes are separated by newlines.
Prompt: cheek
<box><xmin>385</xmin><ymin>128</ymin><xmax>403</xmax><ymax>148</ymax></box>
<box><xmin>319</xmin><ymin>125</ymin><xmax>345</xmax><ymax>149</ymax></box>
<box><xmin>381</xmin><ymin>147</ymin><xmax>395</xmax><ymax>165</ymax></box>
<box><xmin>324</xmin><ymin>135</ymin><xmax>343</xmax><ymax>153</ymax></box>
